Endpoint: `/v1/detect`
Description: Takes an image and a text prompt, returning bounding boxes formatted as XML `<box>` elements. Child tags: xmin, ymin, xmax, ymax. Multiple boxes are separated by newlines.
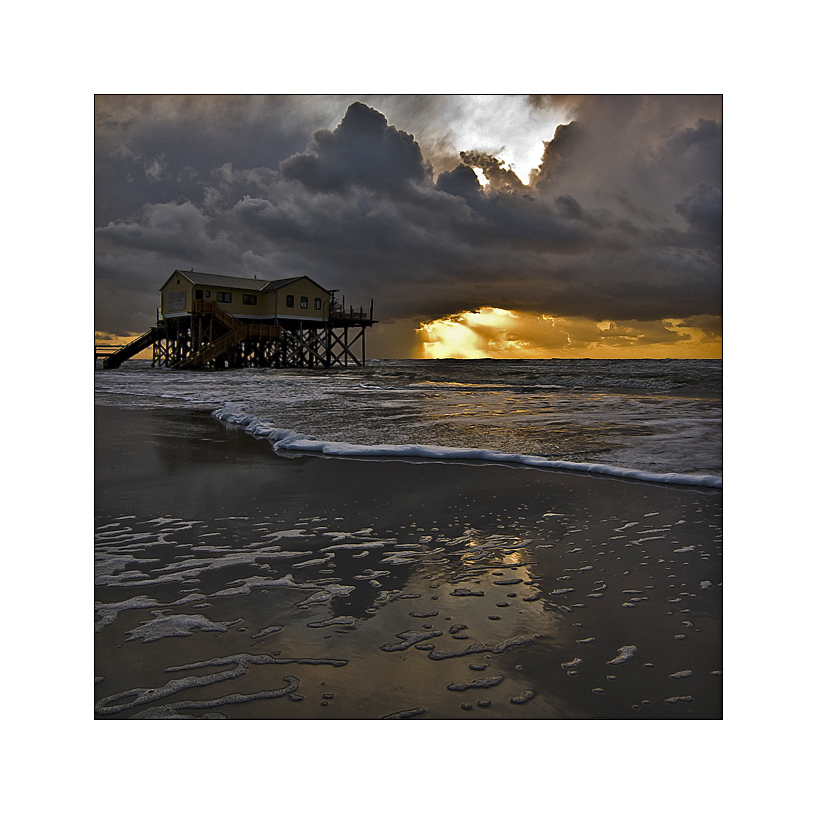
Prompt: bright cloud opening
<box><xmin>444</xmin><ymin>95</ymin><xmax>570</xmax><ymax>185</ymax></box>
<box><xmin>471</xmin><ymin>166</ymin><xmax>490</xmax><ymax>189</ymax></box>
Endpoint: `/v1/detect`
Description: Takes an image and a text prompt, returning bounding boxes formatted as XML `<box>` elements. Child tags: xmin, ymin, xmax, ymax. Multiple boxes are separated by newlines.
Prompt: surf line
<box><xmin>211</xmin><ymin>407</ymin><xmax>722</xmax><ymax>490</ymax></box>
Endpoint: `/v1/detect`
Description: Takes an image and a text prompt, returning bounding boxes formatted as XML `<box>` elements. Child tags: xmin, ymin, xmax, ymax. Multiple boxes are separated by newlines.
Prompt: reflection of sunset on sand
<box><xmin>95</xmin><ymin>404</ymin><xmax>721</xmax><ymax>719</ymax></box>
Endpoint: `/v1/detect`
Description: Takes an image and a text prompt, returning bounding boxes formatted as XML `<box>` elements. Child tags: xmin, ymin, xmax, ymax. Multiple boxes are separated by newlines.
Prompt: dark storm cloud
<box><xmin>95</xmin><ymin>95</ymin><xmax>343</xmax><ymax>227</ymax></box>
<box><xmin>554</xmin><ymin>195</ymin><xmax>584</xmax><ymax>220</ymax></box>
<box><xmin>95</xmin><ymin>95</ymin><xmax>722</xmax><ymax>347</ymax></box>
<box><xmin>530</xmin><ymin>121</ymin><xmax>582</xmax><ymax>187</ymax></box>
<box><xmin>280</xmin><ymin>102</ymin><xmax>431</xmax><ymax>193</ymax></box>
<box><xmin>675</xmin><ymin>181</ymin><xmax>723</xmax><ymax>234</ymax></box>
<box><xmin>435</xmin><ymin>164</ymin><xmax>483</xmax><ymax>199</ymax></box>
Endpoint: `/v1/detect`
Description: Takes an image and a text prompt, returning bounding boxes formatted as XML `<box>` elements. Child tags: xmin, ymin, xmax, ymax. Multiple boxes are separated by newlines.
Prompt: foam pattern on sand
<box><xmin>96</xmin><ymin>477</ymin><xmax>722</xmax><ymax>719</ymax></box>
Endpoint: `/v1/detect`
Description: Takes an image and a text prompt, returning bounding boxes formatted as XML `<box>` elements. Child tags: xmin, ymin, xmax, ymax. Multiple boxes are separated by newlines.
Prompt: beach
<box><xmin>95</xmin><ymin>403</ymin><xmax>722</xmax><ymax>719</ymax></box>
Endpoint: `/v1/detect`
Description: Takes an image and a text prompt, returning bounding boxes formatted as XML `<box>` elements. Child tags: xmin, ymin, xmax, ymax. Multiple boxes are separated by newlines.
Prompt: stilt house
<box><xmin>99</xmin><ymin>270</ymin><xmax>375</xmax><ymax>370</ymax></box>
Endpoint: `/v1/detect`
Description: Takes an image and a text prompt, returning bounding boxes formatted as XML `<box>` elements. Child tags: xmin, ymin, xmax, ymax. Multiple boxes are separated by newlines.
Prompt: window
<box><xmin>243</xmin><ymin>294</ymin><xmax>257</xmax><ymax>305</ymax></box>
<box><xmin>300</xmin><ymin>296</ymin><xmax>308</xmax><ymax>309</ymax></box>
<box><xmin>286</xmin><ymin>294</ymin><xmax>294</xmax><ymax>308</ymax></box>
<box><xmin>216</xmin><ymin>292</ymin><xmax>232</xmax><ymax>303</ymax></box>
<box><xmin>314</xmin><ymin>298</ymin><xmax>322</xmax><ymax>310</ymax></box>
<box><xmin>195</xmin><ymin>289</ymin><xmax>204</xmax><ymax>300</ymax></box>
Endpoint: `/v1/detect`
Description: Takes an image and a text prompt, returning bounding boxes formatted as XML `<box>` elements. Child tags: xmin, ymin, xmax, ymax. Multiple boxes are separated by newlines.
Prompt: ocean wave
<box><xmin>211</xmin><ymin>407</ymin><xmax>722</xmax><ymax>489</ymax></box>
<box><xmin>96</xmin><ymin>359</ymin><xmax>721</xmax><ymax>481</ymax></box>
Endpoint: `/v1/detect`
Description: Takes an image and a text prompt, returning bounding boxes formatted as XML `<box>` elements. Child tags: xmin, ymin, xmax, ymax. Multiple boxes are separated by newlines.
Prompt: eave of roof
<box><xmin>162</xmin><ymin>270</ymin><xmax>330</xmax><ymax>294</ymax></box>
<box><xmin>171</xmin><ymin>270</ymin><xmax>270</xmax><ymax>291</ymax></box>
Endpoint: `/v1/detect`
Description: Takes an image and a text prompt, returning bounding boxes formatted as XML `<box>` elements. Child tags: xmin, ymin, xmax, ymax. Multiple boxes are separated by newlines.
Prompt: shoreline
<box><xmin>214</xmin><ymin>405</ymin><xmax>723</xmax><ymax>489</ymax></box>
<box><xmin>95</xmin><ymin>403</ymin><xmax>722</xmax><ymax>719</ymax></box>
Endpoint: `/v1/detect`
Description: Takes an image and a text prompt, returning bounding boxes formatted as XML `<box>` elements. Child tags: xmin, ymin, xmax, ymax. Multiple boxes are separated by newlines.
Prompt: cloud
<box><xmin>554</xmin><ymin>194</ymin><xmax>584</xmax><ymax>220</ymax></box>
<box><xmin>675</xmin><ymin>181</ymin><xmax>723</xmax><ymax>234</ymax></box>
<box><xmin>94</xmin><ymin>96</ymin><xmax>722</xmax><ymax>356</ymax></box>
<box><xmin>435</xmin><ymin>164</ymin><xmax>483</xmax><ymax>199</ymax></box>
<box><xmin>280</xmin><ymin>102</ymin><xmax>430</xmax><ymax>193</ymax></box>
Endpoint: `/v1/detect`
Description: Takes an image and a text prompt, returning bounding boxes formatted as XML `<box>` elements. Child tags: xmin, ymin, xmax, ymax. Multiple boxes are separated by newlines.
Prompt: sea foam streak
<box><xmin>213</xmin><ymin>408</ymin><xmax>722</xmax><ymax>488</ymax></box>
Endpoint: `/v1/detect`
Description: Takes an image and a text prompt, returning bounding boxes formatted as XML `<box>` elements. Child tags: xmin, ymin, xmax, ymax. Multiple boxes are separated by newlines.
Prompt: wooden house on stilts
<box><xmin>100</xmin><ymin>270</ymin><xmax>376</xmax><ymax>370</ymax></box>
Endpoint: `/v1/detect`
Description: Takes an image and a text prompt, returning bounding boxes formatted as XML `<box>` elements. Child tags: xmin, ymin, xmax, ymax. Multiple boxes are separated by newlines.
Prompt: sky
<box><xmin>95</xmin><ymin>94</ymin><xmax>722</xmax><ymax>358</ymax></box>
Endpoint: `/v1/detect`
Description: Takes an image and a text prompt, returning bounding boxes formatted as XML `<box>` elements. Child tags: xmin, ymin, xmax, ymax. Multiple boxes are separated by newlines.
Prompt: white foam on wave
<box><xmin>212</xmin><ymin>407</ymin><xmax>722</xmax><ymax>489</ymax></box>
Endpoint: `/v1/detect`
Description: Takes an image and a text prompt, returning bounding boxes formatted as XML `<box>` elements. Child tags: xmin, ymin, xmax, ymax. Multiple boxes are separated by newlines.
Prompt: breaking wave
<box><xmin>212</xmin><ymin>407</ymin><xmax>722</xmax><ymax>489</ymax></box>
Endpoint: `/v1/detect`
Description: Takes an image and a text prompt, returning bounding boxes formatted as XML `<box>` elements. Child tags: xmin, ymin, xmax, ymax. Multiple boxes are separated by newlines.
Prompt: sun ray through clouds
<box><xmin>418</xmin><ymin>308</ymin><xmax>722</xmax><ymax>359</ymax></box>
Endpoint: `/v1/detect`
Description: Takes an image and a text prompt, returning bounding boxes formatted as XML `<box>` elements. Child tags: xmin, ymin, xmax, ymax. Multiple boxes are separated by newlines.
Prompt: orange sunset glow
<box><xmin>94</xmin><ymin>332</ymin><xmax>153</xmax><ymax>361</ymax></box>
<box><xmin>418</xmin><ymin>308</ymin><xmax>722</xmax><ymax>360</ymax></box>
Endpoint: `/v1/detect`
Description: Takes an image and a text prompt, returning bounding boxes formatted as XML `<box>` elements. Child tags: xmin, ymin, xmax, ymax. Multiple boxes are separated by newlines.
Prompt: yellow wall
<box><xmin>190</xmin><ymin>284</ymin><xmax>266</xmax><ymax>318</ymax></box>
<box><xmin>269</xmin><ymin>279</ymin><xmax>331</xmax><ymax>320</ymax></box>
<box><xmin>161</xmin><ymin>272</ymin><xmax>194</xmax><ymax>315</ymax></box>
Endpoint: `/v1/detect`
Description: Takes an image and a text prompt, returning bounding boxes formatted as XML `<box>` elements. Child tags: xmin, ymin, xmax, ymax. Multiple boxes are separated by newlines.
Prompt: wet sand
<box><xmin>95</xmin><ymin>404</ymin><xmax>722</xmax><ymax>719</ymax></box>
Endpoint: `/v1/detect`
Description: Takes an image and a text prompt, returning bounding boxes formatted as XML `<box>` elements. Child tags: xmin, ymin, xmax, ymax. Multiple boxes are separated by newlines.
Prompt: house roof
<box><xmin>165</xmin><ymin>270</ymin><xmax>326</xmax><ymax>293</ymax></box>
<box><xmin>261</xmin><ymin>277</ymin><xmax>304</xmax><ymax>292</ymax></box>
<box><xmin>168</xmin><ymin>270</ymin><xmax>270</xmax><ymax>291</ymax></box>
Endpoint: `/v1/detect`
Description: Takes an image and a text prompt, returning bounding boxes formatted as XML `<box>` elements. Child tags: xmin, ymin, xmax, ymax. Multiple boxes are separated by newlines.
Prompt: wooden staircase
<box><xmin>174</xmin><ymin>302</ymin><xmax>280</xmax><ymax>368</ymax></box>
<box><xmin>191</xmin><ymin>299</ymin><xmax>243</xmax><ymax>329</ymax></box>
<box><xmin>100</xmin><ymin>326</ymin><xmax>166</xmax><ymax>369</ymax></box>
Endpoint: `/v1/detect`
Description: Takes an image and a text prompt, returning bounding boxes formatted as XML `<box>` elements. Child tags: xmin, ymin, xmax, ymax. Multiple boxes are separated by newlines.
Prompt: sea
<box><xmin>94</xmin><ymin>358</ymin><xmax>722</xmax><ymax>488</ymax></box>
<box><xmin>95</xmin><ymin>357</ymin><xmax>723</xmax><ymax>719</ymax></box>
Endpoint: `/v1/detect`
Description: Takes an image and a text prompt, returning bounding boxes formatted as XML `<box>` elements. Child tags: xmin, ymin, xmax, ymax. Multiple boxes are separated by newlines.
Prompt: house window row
<box><xmin>194</xmin><ymin>289</ymin><xmax>323</xmax><ymax>311</ymax></box>
<box><xmin>285</xmin><ymin>295</ymin><xmax>323</xmax><ymax>311</ymax></box>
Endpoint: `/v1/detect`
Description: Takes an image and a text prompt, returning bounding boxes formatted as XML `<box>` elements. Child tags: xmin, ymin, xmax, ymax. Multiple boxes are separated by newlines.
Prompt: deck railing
<box><xmin>330</xmin><ymin>304</ymin><xmax>373</xmax><ymax>322</ymax></box>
